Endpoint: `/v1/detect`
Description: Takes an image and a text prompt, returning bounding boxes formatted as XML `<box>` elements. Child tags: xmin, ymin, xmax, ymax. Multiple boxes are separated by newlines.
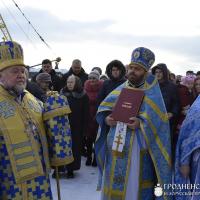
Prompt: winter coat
<box><xmin>84</xmin><ymin>80</ymin><xmax>103</xmax><ymax>140</ymax></box>
<box><xmin>97</xmin><ymin>62</ymin><xmax>126</xmax><ymax>105</ymax></box>
<box><xmin>152</xmin><ymin>64</ymin><xmax>180</xmax><ymax>117</ymax></box>
<box><xmin>152</xmin><ymin>64</ymin><xmax>180</xmax><ymax>131</ymax></box>
<box><xmin>32</xmin><ymin>69</ymin><xmax>63</xmax><ymax>92</ymax></box>
<box><xmin>62</xmin><ymin>68</ymin><xmax>88</xmax><ymax>87</ymax></box>
<box><xmin>61</xmin><ymin>89</ymin><xmax>89</xmax><ymax>170</ymax></box>
<box><xmin>26</xmin><ymin>81</ymin><xmax>47</xmax><ymax>102</ymax></box>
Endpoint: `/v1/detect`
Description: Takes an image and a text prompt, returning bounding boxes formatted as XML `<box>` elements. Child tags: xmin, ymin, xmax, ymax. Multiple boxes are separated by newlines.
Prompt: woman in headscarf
<box><xmin>84</xmin><ymin>70</ymin><xmax>103</xmax><ymax>166</ymax></box>
<box><xmin>61</xmin><ymin>75</ymin><xmax>89</xmax><ymax>178</ymax></box>
<box><xmin>181</xmin><ymin>75</ymin><xmax>196</xmax><ymax>104</ymax></box>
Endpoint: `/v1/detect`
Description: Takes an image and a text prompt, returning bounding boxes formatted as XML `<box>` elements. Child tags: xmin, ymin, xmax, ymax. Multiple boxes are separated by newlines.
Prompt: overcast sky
<box><xmin>0</xmin><ymin>0</ymin><xmax>200</xmax><ymax>75</ymax></box>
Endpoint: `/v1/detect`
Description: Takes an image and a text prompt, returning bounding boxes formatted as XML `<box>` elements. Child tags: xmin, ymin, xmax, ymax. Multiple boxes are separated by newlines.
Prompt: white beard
<box><xmin>0</xmin><ymin>79</ymin><xmax>26</xmax><ymax>96</ymax></box>
<box><xmin>12</xmin><ymin>83</ymin><xmax>26</xmax><ymax>95</ymax></box>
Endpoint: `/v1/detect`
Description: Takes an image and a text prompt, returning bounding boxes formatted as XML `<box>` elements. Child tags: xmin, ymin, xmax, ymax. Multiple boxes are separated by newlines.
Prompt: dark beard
<box><xmin>128</xmin><ymin>73</ymin><xmax>145</xmax><ymax>86</ymax></box>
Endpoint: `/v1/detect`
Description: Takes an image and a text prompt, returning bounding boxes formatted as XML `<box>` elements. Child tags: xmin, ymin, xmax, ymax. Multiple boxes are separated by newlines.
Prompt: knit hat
<box><xmin>0</xmin><ymin>40</ymin><xmax>25</xmax><ymax>71</ymax></box>
<box><xmin>92</xmin><ymin>67</ymin><xmax>102</xmax><ymax>75</ymax></box>
<box><xmin>88</xmin><ymin>70</ymin><xmax>100</xmax><ymax>80</ymax></box>
<box><xmin>130</xmin><ymin>47</ymin><xmax>155</xmax><ymax>71</ymax></box>
<box><xmin>36</xmin><ymin>73</ymin><xmax>52</xmax><ymax>82</ymax></box>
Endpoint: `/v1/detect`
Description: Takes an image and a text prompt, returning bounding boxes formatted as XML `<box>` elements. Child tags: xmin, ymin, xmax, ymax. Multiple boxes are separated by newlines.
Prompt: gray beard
<box><xmin>13</xmin><ymin>84</ymin><xmax>26</xmax><ymax>95</ymax></box>
<box><xmin>5</xmin><ymin>84</ymin><xmax>26</xmax><ymax>96</ymax></box>
<box><xmin>0</xmin><ymin>81</ymin><xmax>26</xmax><ymax>96</ymax></box>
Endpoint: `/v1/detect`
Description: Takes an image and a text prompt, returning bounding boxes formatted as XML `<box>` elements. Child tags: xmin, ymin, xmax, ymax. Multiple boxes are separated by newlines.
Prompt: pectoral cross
<box><xmin>114</xmin><ymin>134</ymin><xmax>123</xmax><ymax>152</ymax></box>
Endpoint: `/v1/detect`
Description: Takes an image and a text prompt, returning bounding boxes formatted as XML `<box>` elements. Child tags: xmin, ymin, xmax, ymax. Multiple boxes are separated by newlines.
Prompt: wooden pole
<box><xmin>55</xmin><ymin>166</ymin><xmax>61</xmax><ymax>200</ymax></box>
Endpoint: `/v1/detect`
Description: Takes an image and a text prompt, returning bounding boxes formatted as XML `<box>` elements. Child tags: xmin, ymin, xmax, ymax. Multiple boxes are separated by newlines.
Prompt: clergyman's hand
<box><xmin>180</xmin><ymin>165</ymin><xmax>190</xmax><ymax>178</ymax></box>
<box><xmin>105</xmin><ymin>114</ymin><xmax>117</xmax><ymax>127</ymax></box>
<box><xmin>167</xmin><ymin>112</ymin><xmax>173</xmax><ymax>119</ymax></box>
<box><xmin>127</xmin><ymin>117</ymin><xmax>140</xmax><ymax>130</ymax></box>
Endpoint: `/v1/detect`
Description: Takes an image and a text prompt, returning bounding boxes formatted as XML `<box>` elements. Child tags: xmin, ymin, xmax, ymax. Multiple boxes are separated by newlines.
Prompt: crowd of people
<box><xmin>0</xmin><ymin>40</ymin><xmax>200</xmax><ymax>200</ymax></box>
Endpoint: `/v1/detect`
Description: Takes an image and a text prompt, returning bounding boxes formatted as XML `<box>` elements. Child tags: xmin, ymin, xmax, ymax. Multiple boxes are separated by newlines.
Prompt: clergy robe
<box><xmin>175</xmin><ymin>95</ymin><xmax>200</xmax><ymax>200</ymax></box>
<box><xmin>95</xmin><ymin>74</ymin><xmax>172</xmax><ymax>200</ymax></box>
<box><xmin>0</xmin><ymin>86</ymin><xmax>52</xmax><ymax>199</ymax></box>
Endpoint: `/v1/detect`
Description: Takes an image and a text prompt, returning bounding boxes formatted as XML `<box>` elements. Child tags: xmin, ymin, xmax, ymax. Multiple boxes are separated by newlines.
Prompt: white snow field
<box><xmin>50</xmin><ymin>157</ymin><xmax>101</xmax><ymax>200</ymax></box>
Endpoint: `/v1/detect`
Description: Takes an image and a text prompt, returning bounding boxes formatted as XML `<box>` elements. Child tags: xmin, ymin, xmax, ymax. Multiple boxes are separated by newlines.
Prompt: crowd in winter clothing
<box><xmin>3</xmin><ymin>39</ymin><xmax>200</xmax><ymax>200</ymax></box>
<box><xmin>26</xmin><ymin>57</ymin><xmax>200</xmax><ymax>179</ymax></box>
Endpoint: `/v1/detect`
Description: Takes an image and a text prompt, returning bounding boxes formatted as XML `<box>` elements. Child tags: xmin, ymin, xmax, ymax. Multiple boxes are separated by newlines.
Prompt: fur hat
<box><xmin>36</xmin><ymin>73</ymin><xmax>52</xmax><ymax>82</ymax></box>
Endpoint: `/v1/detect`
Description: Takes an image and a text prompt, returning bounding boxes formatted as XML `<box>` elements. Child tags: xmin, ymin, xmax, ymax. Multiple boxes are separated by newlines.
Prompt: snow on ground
<box><xmin>50</xmin><ymin>157</ymin><xmax>101</xmax><ymax>200</ymax></box>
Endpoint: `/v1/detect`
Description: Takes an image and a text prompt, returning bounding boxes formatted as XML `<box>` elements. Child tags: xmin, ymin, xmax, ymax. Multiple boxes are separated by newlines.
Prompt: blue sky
<box><xmin>0</xmin><ymin>0</ymin><xmax>200</xmax><ymax>75</ymax></box>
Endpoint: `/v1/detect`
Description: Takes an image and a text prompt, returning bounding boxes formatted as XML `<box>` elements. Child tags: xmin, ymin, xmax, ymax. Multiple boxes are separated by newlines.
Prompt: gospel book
<box><xmin>112</xmin><ymin>88</ymin><xmax>144</xmax><ymax>124</ymax></box>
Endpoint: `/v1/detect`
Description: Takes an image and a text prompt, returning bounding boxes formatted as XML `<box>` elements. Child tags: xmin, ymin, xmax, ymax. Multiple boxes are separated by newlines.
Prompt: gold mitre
<box><xmin>0</xmin><ymin>40</ymin><xmax>25</xmax><ymax>71</ymax></box>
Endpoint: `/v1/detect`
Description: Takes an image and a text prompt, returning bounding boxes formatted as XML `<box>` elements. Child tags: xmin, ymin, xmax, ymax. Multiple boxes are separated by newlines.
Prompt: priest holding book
<box><xmin>95</xmin><ymin>47</ymin><xmax>172</xmax><ymax>200</ymax></box>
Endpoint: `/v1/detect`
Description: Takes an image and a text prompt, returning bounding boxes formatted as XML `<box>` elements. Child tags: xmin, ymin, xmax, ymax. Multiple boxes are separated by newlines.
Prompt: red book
<box><xmin>112</xmin><ymin>88</ymin><xmax>144</xmax><ymax>123</ymax></box>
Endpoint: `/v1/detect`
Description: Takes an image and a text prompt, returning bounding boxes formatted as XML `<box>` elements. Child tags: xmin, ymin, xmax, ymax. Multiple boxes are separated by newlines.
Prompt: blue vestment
<box><xmin>95</xmin><ymin>75</ymin><xmax>172</xmax><ymax>200</ymax></box>
<box><xmin>175</xmin><ymin>95</ymin><xmax>200</xmax><ymax>200</ymax></box>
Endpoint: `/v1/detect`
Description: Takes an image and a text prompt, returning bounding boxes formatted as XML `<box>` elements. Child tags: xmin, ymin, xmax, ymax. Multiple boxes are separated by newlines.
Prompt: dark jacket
<box><xmin>26</xmin><ymin>81</ymin><xmax>47</xmax><ymax>102</ymax></box>
<box><xmin>97</xmin><ymin>60</ymin><xmax>126</xmax><ymax>105</ymax></box>
<box><xmin>62</xmin><ymin>68</ymin><xmax>88</xmax><ymax>87</ymax></box>
<box><xmin>152</xmin><ymin>64</ymin><xmax>180</xmax><ymax>129</ymax></box>
<box><xmin>61</xmin><ymin>88</ymin><xmax>89</xmax><ymax>170</ymax></box>
<box><xmin>32</xmin><ymin>69</ymin><xmax>63</xmax><ymax>92</ymax></box>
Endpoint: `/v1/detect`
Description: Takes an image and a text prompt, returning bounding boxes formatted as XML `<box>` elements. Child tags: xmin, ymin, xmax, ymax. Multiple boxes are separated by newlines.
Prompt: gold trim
<box><xmin>0</xmin><ymin>106</ymin><xmax>44</xmax><ymax>184</ymax></box>
<box><xmin>0</xmin><ymin>59</ymin><xmax>25</xmax><ymax>71</ymax></box>
<box><xmin>97</xmin><ymin>153</ymin><xmax>104</xmax><ymax>170</ymax></box>
<box><xmin>140</xmin><ymin>112</ymin><xmax>171</xmax><ymax>167</ymax></box>
<box><xmin>109</xmin><ymin>153</ymin><xmax>117</xmax><ymax>200</ymax></box>
<box><xmin>22</xmin><ymin>92</ymin><xmax>51</xmax><ymax>174</ymax></box>
<box><xmin>0</xmin><ymin>86</ymin><xmax>50</xmax><ymax>180</ymax></box>
<box><xmin>43</xmin><ymin>106</ymin><xmax>71</xmax><ymax>121</ymax></box>
<box><xmin>110</xmin><ymin>90</ymin><xmax>121</xmax><ymax>95</ymax></box>
<box><xmin>103</xmin><ymin>131</ymin><xmax>135</xmax><ymax>200</ymax></box>
<box><xmin>111</xmin><ymin>150</ymin><xmax>124</xmax><ymax>158</ymax></box>
<box><xmin>144</xmin><ymin>96</ymin><xmax>169</xmax><ymax>122</ymax></box>
<box><xmin>103</xmin><ymin>187</ymin><xmax>123</xmax><ymax>197</ymax></box>
<box><xmin>140</xmin><ymin>123</ymin><xmax>169</xmax><ymax>200</ymax></box>
<box><xmin>138</xmin><ymin>149</ymin><xmax>146</xmax><ymax>200</ymax></box>
<box><xmin>123</xmin><ymin>130</ymin><xmax>135</xmax><ymax>199</ymax></box>
<box><xmin>21</xmin><ymin>183</ymin><xmax>28</xmax><ymax>200</ymax></box>
<box><xmin>100</xmin><ymin>101</ymin><xmax>114</xmax><ymax>108</ymax></box>
<box><xmin>51</xmin><ymin>156</ymin><xmax>74</xmax><ymax>167</ymax></box>
<box><xmin>138</xmin><ymin>149</ymin><xmax>155</xmax><ymax>199</ymax></box>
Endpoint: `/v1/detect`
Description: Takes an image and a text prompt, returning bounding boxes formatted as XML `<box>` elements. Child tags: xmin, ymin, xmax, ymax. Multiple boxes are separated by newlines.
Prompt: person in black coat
<box><xmin>152</xmin><ymin>63</ymin><xmax>180</xmax><ymax>122</ymax></box>
<box><xmin>26</xmin><ymin>80</ymin><xmax>46</xmax><ymax>102</ymax></box>
<box><xmin>61</xmin><ymin>75</ymin><xmax>89</xmax><ymax>178</ymax></box>
<box><xmin>62</xmin><ymin>59</ymin><xmax>88</xmax><ymax>87</ymax></box>
<box><xmin>97</xmin><ymin>60</ymin><xmax>126</xmax><ymax>105</ymax></box>
<box><xmin>152</xmin><ymin>63</ymin><xmax>180</xmax><ymax>163</ymax></box>
<box><xmin>25</xmin><ymin>67</ymin><xmax>47</xmax><ymax>102</ymax></box>
<box><xmin>31</xmin><ymin>59</ymin><xmax>63</xmax><ymax>92</ymax></box>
